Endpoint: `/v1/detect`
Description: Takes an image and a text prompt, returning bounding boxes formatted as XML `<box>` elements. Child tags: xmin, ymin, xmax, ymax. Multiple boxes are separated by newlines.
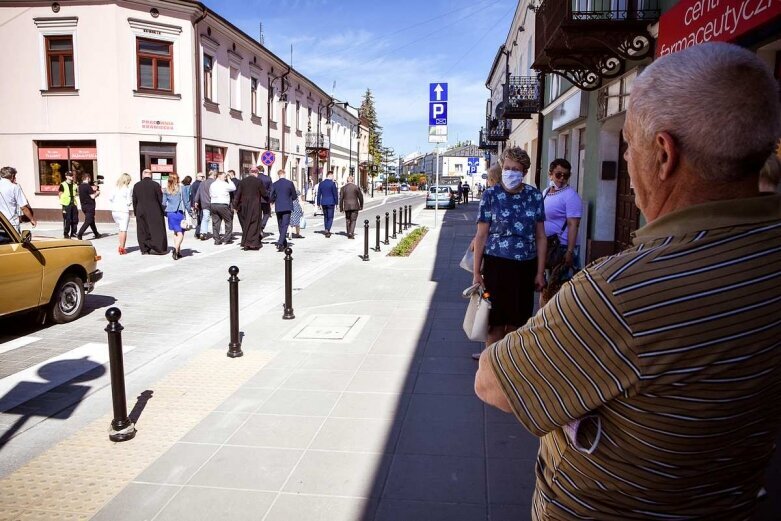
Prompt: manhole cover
<box><xmin>286</xmin><ymin>314</ymin><xmax>367</xmax><ymax>342</ymax></box>
<box><xmin>295</xmin><ymin>326</ymin><xmax>351</xmax><ymax>340</ymax></box>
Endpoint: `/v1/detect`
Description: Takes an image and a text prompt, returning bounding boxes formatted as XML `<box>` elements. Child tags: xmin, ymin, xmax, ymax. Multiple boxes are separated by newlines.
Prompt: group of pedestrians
<box><xmin>470</xmin><ymin>42</ymin><xmax>781</xmax><ymax>521</ymax></box>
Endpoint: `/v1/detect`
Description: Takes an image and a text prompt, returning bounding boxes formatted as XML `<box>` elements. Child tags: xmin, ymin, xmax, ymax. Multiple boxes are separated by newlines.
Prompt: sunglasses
<box><xmin>553</xmin><ymin>171</ymin><xmax>571</xmax><ymax>180</ymax></box>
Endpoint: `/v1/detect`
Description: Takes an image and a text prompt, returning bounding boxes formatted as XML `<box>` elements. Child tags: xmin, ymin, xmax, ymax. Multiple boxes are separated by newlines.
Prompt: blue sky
<box><xmin>209</xmin><ymin>0</ymin><xmax>517</xmax><ymax>157</ymax></box>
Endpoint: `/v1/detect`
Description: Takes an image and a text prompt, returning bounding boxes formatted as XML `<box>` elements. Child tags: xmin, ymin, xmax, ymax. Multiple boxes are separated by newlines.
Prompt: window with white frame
<box><xmin>35</xmin><ymin>17</ymin><xmax>79</xmax><ymax>93</ymax></box>
<box><xmin>204</xmin><ymin>53</ymin><xmax>214</xmax><ymax>101</ymax></box>
<box><xmin>137</xmin><ymin>37</ymin><xmax>173</xmax><ymax>93</ymax></box>
<box><xmin>230</xmin><ymin>66</ymin><xmax>240</xmax><ymax>110</ymax></box>
<box><xmin>296</xmin><ymin>101</ymin><xmax>301</xmax><ymax>130</ymax></box>
<box><xmin>251</xmin><ymin>77</ymin><xmax>258</xmax><ymax>116</ymax></box>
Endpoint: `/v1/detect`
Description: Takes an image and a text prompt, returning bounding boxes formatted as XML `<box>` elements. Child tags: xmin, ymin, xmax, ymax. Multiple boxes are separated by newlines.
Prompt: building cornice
<box><xmin>33</xmin><ymin>16</ymin><xmax>78</xmax><ymax>29</ymax></box>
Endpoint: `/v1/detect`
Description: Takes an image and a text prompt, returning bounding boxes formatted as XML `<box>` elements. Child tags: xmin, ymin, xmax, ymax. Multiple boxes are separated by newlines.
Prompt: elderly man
<box><xmin>0</xmin><ymin>167</ymin><xmax>36</xmax><ymax>232</ymax></box>
<box><xmin>475</xmin><ymin>42</ymin><xmax>781</xmax><ymax>520</ymax></box>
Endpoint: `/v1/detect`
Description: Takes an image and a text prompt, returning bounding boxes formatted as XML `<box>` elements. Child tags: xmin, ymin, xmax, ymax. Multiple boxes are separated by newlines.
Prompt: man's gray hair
<box><xmin>0</xmin><ymin>166</ymin><xmax>17</xmax><ymax>179</ymax></box>
<box><xmin>628</xmin><ymin>42</ymin><xmax>781</xmax><ymax>181</ymax></box>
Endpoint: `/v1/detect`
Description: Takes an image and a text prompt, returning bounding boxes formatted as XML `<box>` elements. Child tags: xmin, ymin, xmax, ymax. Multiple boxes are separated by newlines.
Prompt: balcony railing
<box><xmin>305</xmin><ymin>133</ymin><xmax>330</xmax><ymax>150</ymax></box>
<box><xmin>500</xmin><ymin>76</ymin><xmax>541</xmax><ymax>119</ymax></box>
<box><xmin>478</xmin><ymin>129</ymin><xmax>498</xmax><ymax>152</ymax></box>
<box><xmin>533</xmin><ymin>0</ymin><xmax>660</xmax><ymax>91</ymax></box>
<box><xmin>484</xmin><ymin>118</ymin><xmax>510</xmax><ymax>142</ymax></box>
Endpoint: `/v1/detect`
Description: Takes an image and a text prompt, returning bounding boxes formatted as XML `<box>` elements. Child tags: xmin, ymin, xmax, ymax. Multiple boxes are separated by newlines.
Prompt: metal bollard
<box><xmin>375</xmin><ymin>214</ymin><xmax>381</xmax><ymax>252</ymax></box>
<box><xmin>398</xmin><ymin>206</ymin><xmax>404</xmax><ymax>233</ymax></box>
<box><xmin>392</xmin><ymin>209</ymin><xmax>397</xmax><ymax>239</ymax></box>
<box><xmin>384</xmin><ymin>212</ymin><xmax>390</xmax><ymax>245</ymax></box>
<box><xmin>362</xmin><ymin>220</ymin><xmax>370</xmax><ymax>261</ymax></box>
<box><xmin>405</xmin><ymin>205</ymin><xmax>410</xmax><ymax>229</ymax></box>
<box><xmin>227</xmin><ymin>266</ymin><xmax>243</xmax><ymax>358</ymax></box>
<box><xmin>283</xmin><ymin>248</ymin><xmax>295</xmax><ymax>319</ymax></box>
<box><xmin>105</xmin><ymin>307</ymin><xmax>136</xmax><ymax>442</ymax></box>
<box><xmin>408</xmin><ymin>205</ymin><xmax>413</xmax><ymax>228</ymax></box>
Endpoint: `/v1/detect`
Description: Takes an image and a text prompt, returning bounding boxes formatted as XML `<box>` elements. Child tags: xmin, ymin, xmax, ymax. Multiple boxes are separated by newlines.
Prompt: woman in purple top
<box><xmin>541</xmin><ymin>159</ymin><xmax>582</xmax><ymax>303</ymax></box>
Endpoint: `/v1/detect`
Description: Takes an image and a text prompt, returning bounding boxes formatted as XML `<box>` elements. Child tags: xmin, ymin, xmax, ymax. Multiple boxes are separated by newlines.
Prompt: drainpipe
<box><xmin>534</xmin><ymin>72</ymin><xmax>546</xmax><ymax>188</ymax></box>
<box><xmin>325</xmin><ymin>99</ymin><xmax>335</xmax><ymax>174</ymax></box>
<box><xmin>193</xmin><ymin>7</ymin><xmax>208</xmax><ymax>172</ymax></box>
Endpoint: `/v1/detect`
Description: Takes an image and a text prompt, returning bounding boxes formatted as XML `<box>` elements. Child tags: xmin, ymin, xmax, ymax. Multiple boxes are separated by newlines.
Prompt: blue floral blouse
<box><xmin>476</xmin><ymin>184</ymin><xmax>545</xmax><ymax>262</ymax></box>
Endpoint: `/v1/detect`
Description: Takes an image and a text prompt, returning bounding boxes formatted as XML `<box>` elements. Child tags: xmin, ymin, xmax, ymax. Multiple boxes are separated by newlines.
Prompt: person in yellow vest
<box><xmin>58</xmin><ymin>170</ymin><xmax>79</xmax><ymax>238</ymax></box>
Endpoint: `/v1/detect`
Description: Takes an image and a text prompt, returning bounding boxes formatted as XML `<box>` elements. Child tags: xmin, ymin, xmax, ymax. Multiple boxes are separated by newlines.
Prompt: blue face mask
<box><xmin>502</xmin><ymin>169</ymin><xmax>524</xmax><ymax>189</ymax></box>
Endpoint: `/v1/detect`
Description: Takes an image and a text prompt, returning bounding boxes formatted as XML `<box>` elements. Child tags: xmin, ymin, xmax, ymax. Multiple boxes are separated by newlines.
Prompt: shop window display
<box><xmin>37</xmin><ymin>141</ymin><xmax>97</xmax><ymax>192</ymax></box>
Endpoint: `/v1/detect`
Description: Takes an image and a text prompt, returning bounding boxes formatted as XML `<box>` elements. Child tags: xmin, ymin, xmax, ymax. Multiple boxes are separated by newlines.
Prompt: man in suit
<box><xmin>190</xmin><ymin>172</ymin><xmax>204</xmax><ymax>238</ymax></box>
<box><xmin>316</xmin><ymin>170</ymin><xmax>338</xmax><ymax>237</ymax></box>
<box><xmin>339</xmin><ymin>174</ymin><xmax>364</xmax><ymax>239</ymax></box>
<box><xmin>258</xmin><ymin>166</ymin><xmax>273</xmax><ymax>238</ymax></box>
<box><xmin>270</xmin><ymin>169</ymin><xmax>297</xmax><ymax>252</ymax></box>
<box><xmin>233</xmin><ymin>167</ymin><xmax>266</xmax><ymax>250</ymax></box>
<box><xmin>132</xmin><ymin>169</ymin><xmax>168</xmax><ymax>254</ymax></box>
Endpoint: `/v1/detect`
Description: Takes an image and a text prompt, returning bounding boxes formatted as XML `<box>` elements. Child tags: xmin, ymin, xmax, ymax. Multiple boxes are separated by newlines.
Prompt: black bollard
<box><xmin>392</xmin><ymin>209</ymin><xmax>397</xmax><ymax>239</ymax></box>
<box><xmin>398</xmin><ymin>206</ymin><xmax>404</xmax><ymax>234</ymax></box>
<box><xmin>408</xmin><ymin>205</ymin><xmax>413</xmax><ymax>228</ymax></box>
<box><xmin>283</xmin><ymin>248</ymin><xmax>295</xmax><ymax>319</ymax></box>
<box><xmin>105</xmin><ymin>307</ymin><xmax>136</xmax><ymax>442</ymax></box>
<box><xmin>362</xmin><ymin>219</ymin><xmax>370</xmax><ymax>261</ymax></box>
<box><xmin>227</xmin><ymin>266</ymin><xmax>243</xmax><ymax>358</ymax></box>
<box><xmin>375</xmin><ymin>214</ymin><xmax>381</xmax><ymax>252</ymax></box>
<box><xmin>405</xmin><ymin>205</ymin><xmax>410</xmax><ymax>229</ymax></box>
<box><xmin>384</xmin><ymin>212</ymin><xmax>390</xmax><ymax>245</ymax></box>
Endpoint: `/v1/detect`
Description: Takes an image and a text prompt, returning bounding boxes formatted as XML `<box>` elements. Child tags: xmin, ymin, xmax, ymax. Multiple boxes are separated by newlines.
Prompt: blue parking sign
<box><xmin>429</xmin><ymin>102</ymin><xmax>447</xmax><ymax>125</ymax></box>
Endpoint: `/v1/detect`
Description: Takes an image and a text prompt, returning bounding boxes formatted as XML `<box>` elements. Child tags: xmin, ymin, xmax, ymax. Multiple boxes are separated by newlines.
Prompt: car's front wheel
<box><xmin>49</xmin><ymin>274</ymin><xmax>85</xmax><ymax>324</ymax></box>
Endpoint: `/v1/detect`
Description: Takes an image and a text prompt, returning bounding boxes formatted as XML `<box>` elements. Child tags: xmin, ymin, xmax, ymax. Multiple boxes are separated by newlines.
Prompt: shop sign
<box><xmin>657</xmin><ymin>0</ymin><xmax>781</xmax><ymax>57</ymax></box>
<box><xmin>151</xmin><ymin>163</ymin><xmax>174</xmax><ymax>172</ymax></box>
<box><xmin>317</xmin><ymin>149</ymin><xmax>328</xmax><ymax>161</ymax></box>
<box><xmin>141</xmin><ymin>119</ymin><xmax>175</xmax><ymax>131</ymax></box>
<box><xmin>38</xmin><ymin>148</ymin><xmax>69</xmax><ymax>160</ymax></box>
<box><xmin>69</xmin><ymin>147</ymin><xmax>97</xmax><ymax>160</ymax></box>
<box><xmin>205</xmin><ymin>151</ymin><xmax>224</xmax><ymax>163</ymax></box>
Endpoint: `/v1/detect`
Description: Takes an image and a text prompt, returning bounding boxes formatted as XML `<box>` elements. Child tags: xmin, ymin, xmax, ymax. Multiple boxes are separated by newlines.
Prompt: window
<box><xmin>45</xmin><ymin>36</ymin><xmax>75</xmax><ymax>89</ymax></box>
<box><xmin>230</xmin><ymin>66</ymin><xmax>240</xmax><ymax>110</ymax></box>
<box><xmin>203</xmin><ymin>53</ymin><xmax>214</xmax><ymax>101</ymax></box>
<box><xmin>137</xmin><ymin>38</ymin><xmax>172</xmax><ymax>92</ymax></box>
<box><xmin>36</xmin><ymin>141</ymin><xmax>97</xmax><ymax>192</ymax></box>
<box><xmin>251</xmin><ymin>77</ymin><xmax>258</xmax><ymax>115</ymax></box>
<box><xmin>296</xmin><ymin>101</ymin><xmax>301</xmax><ymax>130</ymax></box>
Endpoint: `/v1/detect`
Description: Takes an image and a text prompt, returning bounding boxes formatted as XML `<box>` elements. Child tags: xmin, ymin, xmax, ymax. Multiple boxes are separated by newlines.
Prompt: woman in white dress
<box><xmin>109</xmin><ymin>173</ymin><xmax>133</xmax><ymax>254</ymax></box>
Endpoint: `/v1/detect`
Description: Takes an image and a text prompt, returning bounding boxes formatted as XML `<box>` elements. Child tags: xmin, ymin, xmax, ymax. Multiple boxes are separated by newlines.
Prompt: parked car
<box><xmin>400</xmin><ymin>183</ymin><xmax>409</xmax><ymax>191</ymax></box>
<box><xmin>425</xmin><ymin>185</ymin><xmax>456</xmax><ymax>209</ymax></box>
<box><xmin>0</xmin><ymin>211</ymin><xmax>103</xmax><ymax>323</ymax></box>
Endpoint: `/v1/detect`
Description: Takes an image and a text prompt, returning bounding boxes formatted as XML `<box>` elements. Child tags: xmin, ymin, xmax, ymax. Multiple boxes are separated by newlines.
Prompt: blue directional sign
<box><xmin>429</xmin><ymin>83</ymin><xmax>448</xmax><ymax>102</ymax></box>
<box><xmin>429</xmin><ymin>103</ymin><xmax>447</xmax><ymax>126</ymax></box>
<box><xmin>467</xmin><ymin>157</ymin><xmax>479</xmax><ymax>174</ymax></box>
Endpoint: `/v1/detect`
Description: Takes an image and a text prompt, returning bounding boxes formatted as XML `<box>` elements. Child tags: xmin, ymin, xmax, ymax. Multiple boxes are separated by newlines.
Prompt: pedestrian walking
<box><xmin>190</xmin><ymin>172</ymin><xmax>204</xmax><ymax>238</ymax></box>
<box><xmin>209</xmin><ymin>171</ymin><xmax>236</xmax><ymax>245</ymax></box>
<box><xmin>258</xmin><ymin>166</ymin><xmax>273</xmax><ymax>238</ymax></box>
<box><xmin>180</xmin><ymin>175</ymin><xmax>193</xmax><ymax>215</ymax></box>
<box><xmin>540</xmin><ymin>158</ymin><xmax>582</xmax><ymax>305</ymax></box>
<box><xmin>270</xmin><ymin>169</ymin><xmax>296</xmax><ymax>252</ymax></box>
<box><xmin>316</xmin><ymin>170</ymin><xmax>338</xmax><ymax>237</ymax></box>
<box><xmin>233</xmin><ymin>166</ymin><xmax>266</xmax><ymax>250</ymax></box>
<box><xmin>161</xmin><ymin>173</ymin><xmax>188</xmax><ymax>260</ymax></box>
<box><xmin>0</xmin><ymin>166</ymin><xmax>36</xmax><ymax>232</ymax></box>
<box><xmin>471</xmin><ymin>148</ymin><xmax>545</xmax><ymax>360</ymax></box>
<box><xmin>457</xmin><ymin>180</ymin><xmax>463</xmax><ymax>204</ymax></box>
<box><xmin>339</xmin><ymin>174</ymin><xmax>364</xmax><ymax>239</ymax></box>
<box><xmin>58</xmin><ymin>170</ymin><xmax>79</xmax><ymax>238</ymax></box>
<box><xmin>194</xmin><ymin>170</ymin><xmax>216</xmax><ymax>240</ymax></box>
<box><xmin>475</xmin><ymin>42</ymin><xmax>781</xmax><ymax>521</ymax></box>
<box><xmin>461</xmin><ymin>183</ymin><xmax>470</xmax><ymax>203</ymax></box>
<box><xmin>132</xmin><ymin>169</ymin><xmax>167</xmax><ymax>255</ymax></box>
<box><xmin>109</xmin><ymin>173</ymin><xmax>132</xmax><ymax>254</ymax></box>
<box><xmin>76</xmin><ymin>174</ymin><xmax>101</xmax><ymax>240</ymax></box>
<box><xmin>290</xmin><ymin>182</ymin><xmax>305</xmax><ymax>239</ymax></box>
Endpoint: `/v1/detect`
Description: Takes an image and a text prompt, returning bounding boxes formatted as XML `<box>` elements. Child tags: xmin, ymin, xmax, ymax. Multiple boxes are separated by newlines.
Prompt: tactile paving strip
<box><xmin>0</xmin><ymin>349</ymin><xmax>274</xmax><ymax>520</ymax></box>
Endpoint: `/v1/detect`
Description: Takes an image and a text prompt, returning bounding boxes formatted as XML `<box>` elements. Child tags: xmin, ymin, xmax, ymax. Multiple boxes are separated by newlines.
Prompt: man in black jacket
<box><xmin>132</xmin><ymin>169</ymin><xmax>168</xmax><ymax>254</ymax></box>
<box><xmin>270</xmin><ymin>170</ymin><xmax>296</xmax><ymax>252</ymax></box>
<box><xmin>233</xmin><ymin>167</ymin><xmax>266</xmax><ymax>250</ymax></box>
<box><xmin>258</xmin><ymin>166</ymin><xmax>273</xmax><ymax>238</ymax></box>
<box><xmin>190</xmin><ymin>172</ymin><xmax>203</xmax><ymax>238</ymax></box>
<box><xmin>76</xmin><ymin>174</ymin><xmax>101</xmax><ymax>240</ymax></box>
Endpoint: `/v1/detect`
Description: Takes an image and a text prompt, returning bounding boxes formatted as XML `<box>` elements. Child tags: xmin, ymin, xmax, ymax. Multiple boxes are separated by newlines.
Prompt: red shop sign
<box><xmin>151</xmin><ymin>163</ymin><xmax>174</xmax><ymax>172</ymax></box>
<box><xmin>69</xmin><ymin>147</ymin><xmax>98</xmax><ymax>160</ymax></box>
<box><xmin>38</xmin><ymin>148</ymin><xmax>69</xmax><ymax>160</ymax></box>
<box><xmin>205</xmin><ymin>151</ymin><xmax>224</xmax><ymax>163</ymax></box>
<box><xmin>657</xmin><ymin>0</ymin><xmax>781</xmax><ymax>57</ymax></box>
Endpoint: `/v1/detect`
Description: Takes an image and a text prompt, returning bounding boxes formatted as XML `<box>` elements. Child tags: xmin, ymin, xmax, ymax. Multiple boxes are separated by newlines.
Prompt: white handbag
<box><xmin>462</xmin><ymin>284</ymin><xmax>491</xmax><ymax>342</ymax></box>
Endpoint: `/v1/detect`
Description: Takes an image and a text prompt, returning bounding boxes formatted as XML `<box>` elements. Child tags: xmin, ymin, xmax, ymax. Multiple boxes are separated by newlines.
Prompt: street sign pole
<box><xmin>434</xmin><ymin>146</ymin><xmax>440</xmax><ymax>229</ymax></box>
<box><xmin>428</xmin><ymin>82</ymin><xmax>448</xmax><ymax>230</ymax></box>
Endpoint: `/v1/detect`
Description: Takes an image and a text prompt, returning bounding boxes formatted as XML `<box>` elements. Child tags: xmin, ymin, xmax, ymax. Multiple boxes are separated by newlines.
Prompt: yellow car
<box><xmin>0</xmin><ymin>211</ymin><xmax>103</xmax><ymax>324</ymax></box>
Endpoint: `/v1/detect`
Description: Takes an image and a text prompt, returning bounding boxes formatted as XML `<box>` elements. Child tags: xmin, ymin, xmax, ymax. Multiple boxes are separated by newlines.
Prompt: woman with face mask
<box><xmin>471</xmin><ymin>147</ymin><xmax>546</xmax><ymax>359</ymax></box>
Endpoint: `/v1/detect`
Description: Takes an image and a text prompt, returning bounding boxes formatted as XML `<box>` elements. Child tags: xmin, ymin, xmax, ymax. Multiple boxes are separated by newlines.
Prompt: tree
<box><xmin>359</xmin><ymin>89</ymin><xmax>383</xmax><ymax>167</ymax></box>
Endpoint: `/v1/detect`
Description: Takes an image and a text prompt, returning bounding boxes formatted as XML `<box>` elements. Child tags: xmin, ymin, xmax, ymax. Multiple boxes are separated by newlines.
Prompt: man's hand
<box><xmin>564</xmin><ymin>250</ymin><xmax>574</xmax><ymax>268</ymax></box>
<box><xmin>475</xmin><ymin>350</ymin><xmax>512</xmax><ymax>413</ymax></box>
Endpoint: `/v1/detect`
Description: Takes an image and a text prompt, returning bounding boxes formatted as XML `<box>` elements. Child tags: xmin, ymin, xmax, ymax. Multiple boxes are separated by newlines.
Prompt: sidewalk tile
<box><xmin>155</xmin><ymin>487</ymin><xmax>275</xmax><ymax>521</ymax></box>
<box><xmin>280</xmin><ymin>370</ymin><xmax>355</xmax><ymax>392</ymax></box>
<box><xmin>299</xmin><ymin>353</ymin><xmax>366</xmax><ymax>371</ymax></box>
<box><xmin>283</xmin><ymin>451</ymin><xmax>391</xmax><ymax>498</ymax></box>
<box><xmin>310</xmin><ymin>418</ymin><xmax>400</xmax><ymax>453</ymax></box>
<box><xmin>419</xmin><ymin>356</ymin><xmax>478</xmax><ymax>375</ymax></box>
<box><xmin>413</xmin><ymin>373</ymin><xmax>477</xmax><ymax>396</ymax></box>
<box><xmin>257</xmin><ymin>389</ymin><xmax>341</xmax><ymax>417</ymax></box>
<box><xmin>189</xmin><ymin>446</ymin><xmax>301</xmax><ymax>490</ymax></box>
<box><xmin>90</xmin><ymin>483</ymin><xmax>179</xmax><ymax>521</ymax></box>
<box><xmin>226</xmin><ymin>414</ymin><xmax>322</xmax><ymax>449</ymax></box>
<box><xmin>374</xmin><ymin>499</ymin><xmax>486</xmax><ymax>521</ymax></box>
<box><xmin>489</xmin><ymin>503</ymin><xmax>534</xmax><ymax>521</ymax></box>
<box><xmin>423</xmin><ymin>341</ymin><xmax>476</xmax><ymax>358</ymax></box>
<box><xmin>214</xmin><ymin>387</ymin><xmax>274</xmax><ymax>413</ymax></box>
<box><xmin>180</xmin><ymin>412</ymin><xmax>251</xmax><ymax>445</ymax></box>
<box><xmin>135</xmin><ymin>443</ymin><xmax>219</xmax><ymax>485</ymax></box>
<box><xmin>384</xmin><ymin>454</ymin><xmax>486</xmax><ymax>504</ymax></box>
<box><xmin>486</xmin><ymin>457</ymin><xmax>537</xmax><ymax>505</ymax></box>
<box><xmin>406</xmin><ymin>394</ymin><xmax>483</xmax><ymax>424</ymax></box>
<box><xmin>244</xmin><ymin>368</ymin><xmax>292</xmax><ymax>389</ymax></box>
<box><xmin>264</xmin><ymin>494</ymin><xmax>374</xmax><ymax>521</ymax></box>
<box><xmin>330</xmin><ymin>392</ymin><xmax>409</xmax><ymax>420</ymax></box>
<box><xmin>397</xmin><ymin>418</ymin><xmax>483</xmax><ymax>457</ymax></box>
<box><xmin>346</xmin><ymin>371</ymin><xmax>415</xmax><ymax>394</ymax></box>
<box><xmin>357</xmin><ymin>354</ymin><xmax>420</xmax><ymax>373</ymax></box>
<box><xmin>486</xmin><ymin>422</ymin><xmax>539</xmax><ymax>460</ymax></box>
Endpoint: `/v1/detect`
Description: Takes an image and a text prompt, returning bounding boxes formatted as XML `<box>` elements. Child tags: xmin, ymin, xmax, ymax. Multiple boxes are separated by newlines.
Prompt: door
<box><xmin>0</xmin><ymin>217</ymin><xmax>43</xmax><ymax>316</ymax></box>
<box><xmin>614</xmin><ymin>131</ymin><xmax>640</xmax><ymax>252</ymax></box>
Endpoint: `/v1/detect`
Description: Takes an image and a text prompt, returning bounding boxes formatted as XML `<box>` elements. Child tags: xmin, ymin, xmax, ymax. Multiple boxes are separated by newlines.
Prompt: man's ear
<box><xmin>655</xmin><ymin>131</ymin><xmax>679</xmax><ymax>181</ymax></box>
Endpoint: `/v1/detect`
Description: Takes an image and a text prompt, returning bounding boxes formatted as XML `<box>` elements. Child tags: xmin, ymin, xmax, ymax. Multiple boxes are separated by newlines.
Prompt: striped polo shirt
<box><xmin>488</xmin><ymin>194</ymin><xmax>781</xmax><ymax>520</ymax></box>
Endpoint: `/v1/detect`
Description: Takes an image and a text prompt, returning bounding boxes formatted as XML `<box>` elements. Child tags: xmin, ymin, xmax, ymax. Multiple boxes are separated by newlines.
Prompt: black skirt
<box><xmin>482</xmin><ymin>254</ymin><xmax>537</xmax><ymax>327</ymax></box>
